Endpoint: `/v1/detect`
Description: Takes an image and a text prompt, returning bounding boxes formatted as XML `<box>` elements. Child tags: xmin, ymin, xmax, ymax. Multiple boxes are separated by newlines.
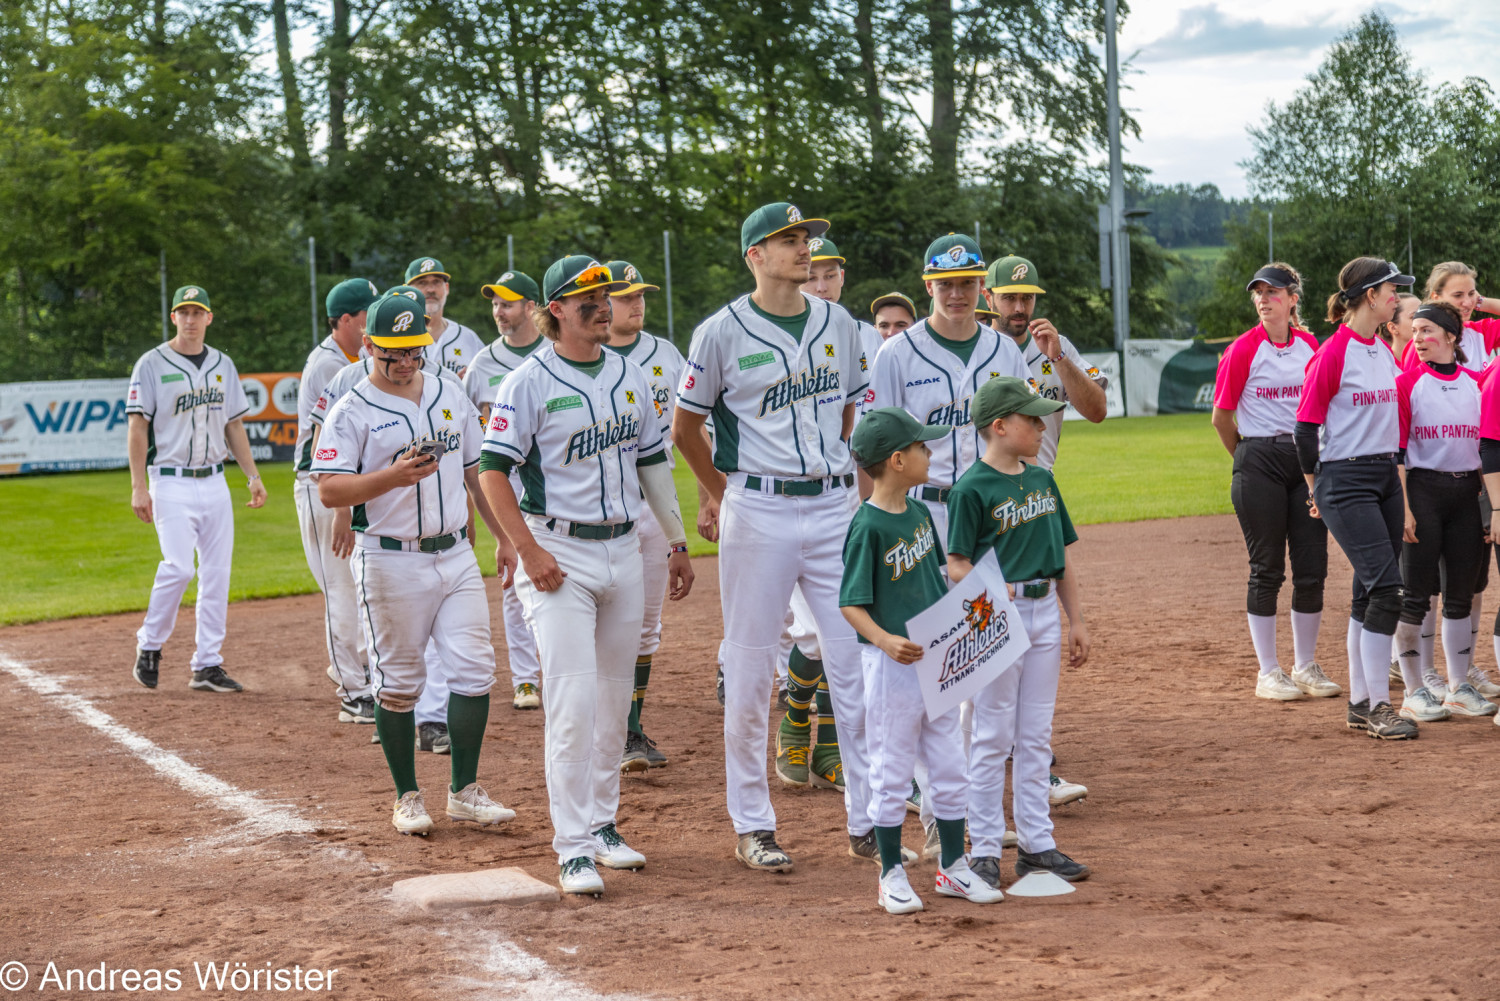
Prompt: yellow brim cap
<box><xmin>611</xmin><ymin>282</ymin><xmax>660</xmax><ymax>295</ymax></box>
<box><xmin>482</xmin><ymin>284</ymin><xmax>525</xmax><ymax>301</ymax></box>
<box><xmin>989</xmin><ymin>284</ymin><xmax>1046</xmax><ymax>294</ymax></box>
<box><xmin>368</xmin><ymin>333</ymin><xmax>434</xmax><ymax>348</ymax></box>
<box><xmin>922</xmin><ymin>268</ymin><xmax>989</xmax><ymax>281</ymax></box>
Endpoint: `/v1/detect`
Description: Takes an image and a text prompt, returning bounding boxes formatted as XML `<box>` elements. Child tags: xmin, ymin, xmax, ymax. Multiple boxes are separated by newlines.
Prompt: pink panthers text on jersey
<box><xmin>1296</xmin><ymin>325</ymin><xmax>1400</xmax><ymax>461</ymax></box>
<box><xmin>1212</xmin><ymin>324</ymin><xmax>1319</xmax><ymax>438</ymax></box>
<box><xmin>1396</xmin><ymin>364</ymin><xmax>1481</xmax><ymax>472</ymax></box>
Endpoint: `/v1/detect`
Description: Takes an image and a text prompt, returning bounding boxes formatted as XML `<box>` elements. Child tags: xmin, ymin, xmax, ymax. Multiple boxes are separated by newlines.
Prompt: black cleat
<box><xmin>189</xmin><ymin>665</ymin><xmax>242</xmax><ymax>692</ymax></box>
<box><xmin>133</xmin><ymin>649</ymin><xmax>160</xmax><ymax>689</ymax></box>
<box><xmin>1365</xmin><ymin>701</ymin><xmax>1419</xmax><ymax>740</ymax></box>
<box><xmin>969</xmin><ymin>855</ymin><xmax>1002</xmax><ymax>889</ymax></box>
<box><xmin>1015</xmin><ymin>848</ymin><xmax>1091</xmax><ymax>882</ymax></box>
<box><xmin>1346</xmin><ymin>698</ymin><xmax>1371</xmax><ymax>730</ymax></box>
<box><xmin>716</xmin><ymin>666</ymin><xmax>725</xmax><ymax>707</ymax></box>
<box><xmin>642</xmin><ymin>730</ymin><xmax>668</xmax><ymax>768</ymax></box>
<box><xmin>339</xmin><ymin>695</ymin><xmax>376</xmax><ymax>723</ymax></box>
<box><xmin>417</xmin><ymin>721</ymin><xmax>450</xmax><ymax>754</ymax></box>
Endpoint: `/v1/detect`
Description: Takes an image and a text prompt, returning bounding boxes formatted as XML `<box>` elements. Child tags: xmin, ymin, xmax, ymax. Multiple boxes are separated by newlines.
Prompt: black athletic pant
<box><xmin>1401</xmin><ymin>468</ymin><xmax>1483</xmax><ymax>623</ymax></box>
<box><xmin>1231</xmin><ymin>438</ymin><xmax>1328</xmax><ymax>615</ymax></box>
<box><xmin>1313</xmin><ymin>456</ymin><xmax>1404</xmax><ymax>634</ymax></box>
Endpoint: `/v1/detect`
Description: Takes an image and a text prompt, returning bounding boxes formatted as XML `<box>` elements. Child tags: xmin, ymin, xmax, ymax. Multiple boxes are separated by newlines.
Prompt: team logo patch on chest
<box><xmin>883</xmin><ymin>521</ymin><xmax>937</xmax><ymax>581</ymax></box>
<box><xmin>991</xmin><ymin>489</ymin><xmax>1059</xmax><ymax>533</ymax></box>
<box><xmin>547</xmin><ymin>395</ymin><xmax>584</xmax><ymax>413</ymax></box>
<box><xmin>739</xmin><ymin>351</ymin><xmax>776</xmax><ymax>371</ymax></box>
<box><xmin>652</xmin><ymin>365</ymin><xmax>663</xmax><ymax>377</ymax></box>
<box><xmin>566</xmin><ymin>412</ymin><xmax>641</xmax><ymax>465</ymax></box>
<box><xmin>442</xmin><ymin>408</ymin><xmax>453</xmax><ymax>420</ymax></box>
<box><xmin>759</xmin><ymin>364</ymin><xmax>840</xmax><ymax>418</ymax></box>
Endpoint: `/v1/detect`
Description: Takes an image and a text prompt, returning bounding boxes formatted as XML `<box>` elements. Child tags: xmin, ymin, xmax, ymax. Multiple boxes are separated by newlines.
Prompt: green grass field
<box><xmin>0</xmin><ymin>413</ymin><xmax>1228</xmax><ymax>625</ymax></box>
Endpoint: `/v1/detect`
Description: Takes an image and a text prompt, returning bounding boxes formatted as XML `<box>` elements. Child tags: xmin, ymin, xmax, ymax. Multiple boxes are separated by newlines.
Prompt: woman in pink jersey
<box><xmin>1295</xmin><ymin>257</ymin><xmax>1417</xmax><ymax>739</ymax></box>
<box><xmin>1212</xmin><ymin>263</ymin><xmax>1337</xmax><ymax>702</ymax></box>
<box><xmin>1393</xmin><ymin>301</ymin><xmax>1494</xmax><ymax>721</ymax></box>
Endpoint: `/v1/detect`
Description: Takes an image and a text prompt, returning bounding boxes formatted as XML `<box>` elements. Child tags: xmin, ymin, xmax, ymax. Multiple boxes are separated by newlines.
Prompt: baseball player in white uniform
<box><xmin>603</xmin><ymin>259</ymin><xmax>687</xmax><ymax>773</ymax></box>
<box><xmin>406</xmin><ymin>257</ymin><xmax>486</xmax><ymax>375</ymax></box>
<box><xmin>673</xmin><ymin>202</ymin><xmax>870</xmax><ymax>873</ymax></box>
<box><xmin>479</xmin><ymin>255</ymin><xmax>693</xmax><ymax>896</ymax></box>
<box><xmin>463</xmin><ymin>270</ymin><xmax>545</xmax><ymax>712</ymax></box>
<box><xmin>127</xmin><ymin>285</ymin><xmax>267</xmax><ymax>692</ymax></box>
<box><xmin>313</xmin><ymin>291</ymin><xmax>518</xmax><ymax>836</ymax></box>
<box><xmin>870</xmin><ymin>291</ymin><xmax>917</xmax><ymax>342</ymax></box>
<box><xmin>295</xmin><ymin>278</ymin><xmax>379</xmax><ymax>723</ymax></box>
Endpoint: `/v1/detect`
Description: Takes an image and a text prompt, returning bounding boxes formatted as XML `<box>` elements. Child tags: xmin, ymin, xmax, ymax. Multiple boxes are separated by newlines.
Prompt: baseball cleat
<box><xmin>936</xmin><ymin>856</ymin><xmax>1005</xmax><ymax>904</ymax></box>
<box><xmin>1048</xmin><ymin>773</ymin><xmax>1087</xmax><ymax>806</ymax></box>
<box><xmin>848</xmin><ymin>831</ymin><xmax>917</xmax><ymax>865</ymax></box>
<box><xmin>1443</xmin><ymin>683</ymin><xmax>1498</xmax><ymax>717</ymax></box>
<box><xmin>715</xmin><ymin>666</ymin><xmax>725</xmax><ymax>707</ymax></box>
<box><xmin>132</xmin><ymin>648</ymin><xmax>160</xmax><ymax>689</ymax></box>
<box><xmin>810</xmin><ymin>743</ymin><xmax>844</xmax><ymax>792</ymax></box>
<box><xmin>968</xmin><ymin>855</ymin><xmax>1002</xmax><ymax>890</ymax></box>
<box><xmin>1364</xmin><ymin>702</ymin><xmax>1419</xmax><ymax>739</ymax></box>
<box><xmin>1388</xmin><ymin>659</ymin><xmax>1403</xmax><ymax>687</ymax></box>
<box><xmin>446</xmin><ymin>782</ymin><xmax>515</xmax><ymax>826</ymax></box>
<box><xmin>188</xmin><ymin>665</ymin><xmax>243</xmax><ymax>693</ymax></box>
<box><xmin>339</xmin><ymin>695</ymin><xmax>376</xmax><ymax>724</ymax></box>
<box><xmin>905</xmin><ymin>780</ymin><xmax>922</xmax><ymax>814</ymax></box>
<box><xmin>877</xmin><ymin>864</ymin><xmax>924</xmax><ymax>915</ymax></box>
<box><xmin>512</xmin><ymin>683</ymin><xmax>540</xmax><ymax>710</ymax></box>
<box><xmin>1291</xmin><ymin>662</ymin><xmax>1342</xmax><ymax>698</ymax></box>
<box><xmin>1255</xmin><ymin>669</ymin><xmax>1307</xmax><ymax>701</ymax></box>
<box><xmin>417</xmin><ymin>722</ymin><xmax>450</xmax><ymax>754</ymax></box>
<box><xmin>559</xmin><ymin>856</ymin><xmax>605</xmax><ymax>896</ymax></box>
<box><xmin>621</xmin><ymin>730</ymin><xmax>651</xmax><ymax>773</ymax></box>
<box><xmin>921</xmin><ymin>823</ymin><xmax>941</xmax><ymax>861</ymax></box>
<box><xmin>735</xmin><ymin>830</ymin><xmax>793</xmax><ymax>872</ymax></box>
<box><xmin>592</xmin><ymin>823</ymin><xmax>646</xmax><ymax>869</ymax></box>
<box><xmin>775</xmin><ymin>718</ymin><xmax>811</xmax><ymax>788</ymax></box>
<box><xmin>1346</xmin><ymin>699</ymin><xmax>1371</xmax><ymax>730</ymax></box>
<box><xmin>1399</xmin><ymin>687</ymin><xmax>1450</xmax><ymax>722</ymax></box>
<box><xmin>1466</xmin><ymin>666</ymin><xmax>1500</xmax><ymax>699</ymax></box>
<box><xmin>1015</xmin><ymin>848</ymin><xmax>1090</xmax><ymax>882</ymax></box>
<box><xmin>392</xmin><ymin>790</ymin><xmax>434</xmax><ymax>836</ymax></box>
<box><xmin>641</xmin><ymin>729</ymin><xmax>667</xmax><ymax>768</ymax></box>
<box><xmin>1003</xmin><ymin>829</ymin><xmax>1018</xmax><ymax>848</ymax></box>
<box><xmin>776</xmin><ymin>687</ymin><xmax>790</xmax><ymax>713</ymax></box>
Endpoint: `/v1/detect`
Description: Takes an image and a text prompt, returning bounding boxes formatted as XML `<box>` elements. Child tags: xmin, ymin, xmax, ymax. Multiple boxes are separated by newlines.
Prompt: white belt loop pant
<box><xmin>136</xmin><ymin>471</ymin><xmax>234</xmax><ymax>672</ymax></box>
<box><xmin>863</xmin><ymin>646</ymin><xmax>967</xmax><ymax>829</ymax></box>
<box><xmin>294</xmin><ymin>473</ymin><xmax>370</xmax><ymax>699</ymax></box>
<box><xmin>636</xmin><ymin>502</ymin><xmax>669</xmax><ymax>657</ymax></box>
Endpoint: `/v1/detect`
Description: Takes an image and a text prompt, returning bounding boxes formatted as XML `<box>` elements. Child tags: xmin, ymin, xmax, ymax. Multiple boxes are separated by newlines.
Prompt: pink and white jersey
<box><xmin>1297</xmin><ymin>325</ymin><xmax>1400</xmax><ymax>461</ymax></box>
<box><xmin>1479</xmin><ymin>360</ymin><xmax>1500</xmax><ymax>440</ymax></box>
<box><xmin>1212</xmin><ymin>324</ymin><xmax>1318</xmax><ymax>437</ymax></box>
<box><xmin>1397</xmin><ymin>365</ymin><xmax>1481</xmax><ymax>472</ymax></box>
<box><xmin>1399</xmin><ymin>321</ymin><xmax>1500</xmax><ymax>372</ymax></box>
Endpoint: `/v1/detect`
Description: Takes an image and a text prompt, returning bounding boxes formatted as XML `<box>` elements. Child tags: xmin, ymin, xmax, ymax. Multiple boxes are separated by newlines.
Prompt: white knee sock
<box><xmin>1291</xmin><ymin>610</ymin><xmax>1321</xmax><ymax>670</ymax></box>
<box><xmin>1442</xmin><ymin>615</ymin><xmax>1472</xmax><ymax>692</ymax></box>
<box><xmin>1394</xmin><ymin>620</ymin><xmax>1423</xmax><ymax>694</ymax></box>
<box><xmin>1361</xmin><ymin>627</ymin><xmax>1393</xmax><ymax>707</ymax></box>
<box><xmin>1419</xmin><ymin>603</ymin><xmax>1438</xmax><ymax>675</ymax></box>
<box><xmin>1248</xmin><ymin>614</ymin><xmax>1279</xmax><ymax>675</ymax></box>
<box><xmin>1347</xmin><ymin>618</ymin><xmax>1368</xmax><ymax>705</ymax></box>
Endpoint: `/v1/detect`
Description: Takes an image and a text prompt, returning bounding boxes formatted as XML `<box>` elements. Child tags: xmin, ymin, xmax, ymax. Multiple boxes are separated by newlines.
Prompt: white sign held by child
<box><xmin>905</xmin><ymin>550</ymin><xmax>1031</xmax><ymax>720</ymax></box>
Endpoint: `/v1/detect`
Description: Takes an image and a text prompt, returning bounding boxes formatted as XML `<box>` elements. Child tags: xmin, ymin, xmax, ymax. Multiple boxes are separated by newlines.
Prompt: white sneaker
<box><xmin>1049</xmin><ymin>773</ymin><xmax>1088</xmax><ymax>806</ymax></box>
<box><xmin>1444</xmin><ymin>683</ymin><xmax>1499</xmax><ymax>717</ymax></box>
<box><xmin>1003</xmin><ymin>829</ymin><xmax>1018</xmax><ymax>848</ymax></box>
<box><xmin>877</xmin><ymin>864</ymin><xmax>924</xmax><ymax>915</ymax></box>
<box><xmin>1468</xmin><ymin>665</ymin><xmax>1500</xmax><ymax>698</ymax></box>
<box><xmin>1399</xmin><ymin>687</ymin><xmax>1451</xmax><ymax>722</ymax></box>
<box><xmin>559</xmin><ymin>856</ymin><xmax>605</xmax><ymax>895</ymax></box>
<box><xmin>1255</xmin><ymin>669</ymin><xmax>1307</xmax><ymax>701</ymax></box>
<box><xmin>1422</xmin><ymin>674</ymin><xmax>1448</xmax><ymax>703</ymax></box>
<box><xmin>446</xmin><ymin>782</ymin><xmax>516</xmax><ymax>826</ymax></box>
<box><xmin>1291</xmin><ymin>662</ymin><xmax>1342</xmax><ymax>698</ymax></box>
<box><xmin>935</xmin><ymin>856</ymin><xmax>1005</xmax><ymax>904</ymax></box>
<box><xmin>592</xmin><ymin>823</ymin><xmax>646</xmax><ymax>869</ymax></box>
<box><xmin>392</xmin><ymin>790</ymin><xmax>434</xmax><ymax>836</ymax></box>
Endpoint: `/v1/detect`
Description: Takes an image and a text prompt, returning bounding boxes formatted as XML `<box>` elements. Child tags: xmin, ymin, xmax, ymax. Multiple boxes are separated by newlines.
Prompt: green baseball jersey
<box><xmin>840</xmin><ymin>497</ymin><xmax>948</xmax><ymax>644</ymax></box>
<box><xmin>946</xmin><ymin>461</ymin><xmax>1077</xmax><ymax>581</ymax></box>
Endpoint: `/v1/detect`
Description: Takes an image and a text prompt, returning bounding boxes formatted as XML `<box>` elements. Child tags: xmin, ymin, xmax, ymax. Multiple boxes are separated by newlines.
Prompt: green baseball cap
<box><xmin>741</xmin><ymin>202</ymin><xmax>830</xmax><ymax>255</ymax></box>
<box><xmin>326</xmin><ymin>278</ymin><xmax>380</xmax><ymax>319</ymax></box>
<box><xmin>366</xmin><ymin>292</ymin><xmax>432</xmax><ymax>349</ymax></box>
<box><xmin>987</xmin><ymin>254</ymin><xmax>1044</xmax><ymax>294</ymax></box>
<box><xmin>481</xmin><ymin>271</ymin><xmax>541</xmax><ymax>303</ymax></box>
<box><xmin>542</xmin><ymin>255</ymin><xmax>629</xmax><ymax>302</ymax></box>
<box><xmin>382</xmin><ymin>284</ymin><xmax>430</xmax><ymax>312</ymax></box>
<box><xmin>850</xmin><ymin>407</ymin><xmax>951</xmax><ymax>468</ymax></box>
<box><xmin>870</xmin><ymin>291</ymin><xmax>916</xmax><ymax>319</ymax></box>
<box><xmin>808</xmin><ymin>236</ymin><xmax>844</xmax><ymax>264</ymax></box>
<box><xmin>404</xmin><ymin>256</ymin><xmax>450</xmax><ymax>283</ymax></box>
<box><xmin>971</xmin><ymin>376</ymin><xmax>1064</xmax><ymax>429</ymax></box>
<box><xmin>604</xmin><ymin>261</ymin><xmax>660</xmax><ymax>295</ymax></box>
<box><xmin>921</xmin><ymin>234</ymin><xmax>987</xmax><ymax>281</ymax></box>
<box><xmin>171</xmin><ymin>285</ymin><xmax>212</xmax><ymax>312</ymax></box>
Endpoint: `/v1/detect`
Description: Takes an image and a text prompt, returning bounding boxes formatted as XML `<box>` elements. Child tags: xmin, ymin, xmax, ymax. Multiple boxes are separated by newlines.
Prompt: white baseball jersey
<box><xmin>296</xmin><ymin>336</ymin><xmax>359</xmax><ymax>472</ymax></box>
<box><xmin>460</xmin><ymin>336</ymin><xmax>545</xmax><ymax>416</ymax></box>
<box><xmin>1297</xmin><ymin>325</ymin><xmax>1401</xmax><ymax>461</ymax></box>
<box><xmin>854</xmin><ymin>320</ymin><xmax>883</xmax><ymax>420</ymax></box>
<box><xmin>125</xmin><ymin>344</ymin><xmax>250</xmax><ymax>468</ymax></box>
<box><xmin>676</xmin><ymin>293</ymin><xmax>868</xmax><ymax>478</ymax></box>
<box><xmin>309</xmin><ymin>356</ymin><xmax>460</xmax><ymax>428</ymax></box>
<box><xmin>1397</xmin><ymin>364</ymin><xmax>1481</xmax><ymax>472</ymax></box>
<box><xmin>425</xmin><ymin>319</ymin><xmax>485</xmax><ymax>375</ymax></box>
<box><xmin>870</xmin><ymin>318</ymin><xmax>1030</xmax><ymax>488</ymax></box>
<box><xmin>1014</xmin><ymin>330</ymin><xmax>1110</xmax><ymax>470</ymax></box>
<box><xmin>607</xmin><ymin>330</ymin><xmax>685</xmax><ymax>457</ymax></box>
<box><xmin>311</xmin><ymin>372</ymin><xmax>481</xmax><ymax>540</ymax></box>
<box><xmin>481</xmin><ymin>344</ymin><xmax>665</xmax><ymax>524</ymax></box>
<box><xmin>1212</xmin><ymin>325</ymin><xmax>1319</xmax><ymax>440</ymax></box>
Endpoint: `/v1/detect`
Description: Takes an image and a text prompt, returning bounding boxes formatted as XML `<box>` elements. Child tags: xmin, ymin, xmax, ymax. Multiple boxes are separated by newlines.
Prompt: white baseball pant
<box><xmin>913</xmin><ymin>497</ymin><xmax>952</xmax><ymax>830</ymax></box>
<box><xmin>719</xmin><ymin>478</ymin><xmax>870</xmax><ymax>835</ymax></box>
<box><xmin>294</xmin><ymin>473</ymin><xmax>370</xmax><ymax>700</ymax></box>
<box><xmin>498</xmin><ymin>470</ymin><xmax>541</xmax><ymax>690</ymax></box>
<box><xmin>967</xmin><ymin>592</ymin><xmax>1062</xmax><ymax>858</ymax></box>
<box><xmin>414</xmin><ymin>641</ymin><xmax>453</xmax><ymax>726</ymax></box>
<box><xmin>515</xmin><ymin>526</ymin><xmax>644</xmax><ymax>864</ymax></box>
<box><xmin>637</xmin><ymin>502</ymin><xmax>668</xmax><ymax>656</ymax></box>
<box><xmin>137</xmin><ymin>470</ymin><xmax>234</xmax><ymax>671</ymax></box>
<box><xmin>863</xmin><ymin>646</ymin><xmax>966</xmax><ymax>829</ymax></box>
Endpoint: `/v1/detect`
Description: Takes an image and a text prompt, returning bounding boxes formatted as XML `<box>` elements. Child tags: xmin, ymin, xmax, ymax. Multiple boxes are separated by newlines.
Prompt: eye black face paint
<box><xmin>577</xmin><ymin>300</ymin><xmax>602</xmax><ymax>323</ymax></box>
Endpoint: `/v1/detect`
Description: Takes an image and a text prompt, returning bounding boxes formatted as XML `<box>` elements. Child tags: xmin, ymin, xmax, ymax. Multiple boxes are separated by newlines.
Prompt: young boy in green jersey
<box><xmin>946</xmin><ymin>377</ymin><xmax>1092</xmax><ymax>888</ymax></box>
<box><xmin>841</xmin><ymin>407</ymin><xmax>1006</xmax><ymax>915</ymax></box>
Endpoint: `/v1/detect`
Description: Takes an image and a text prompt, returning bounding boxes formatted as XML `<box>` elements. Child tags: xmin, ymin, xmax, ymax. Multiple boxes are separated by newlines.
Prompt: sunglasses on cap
<box><xmin>927</xmin><ymin>250</ymin><xmax>984</xmax><ymax>271</ymax></box>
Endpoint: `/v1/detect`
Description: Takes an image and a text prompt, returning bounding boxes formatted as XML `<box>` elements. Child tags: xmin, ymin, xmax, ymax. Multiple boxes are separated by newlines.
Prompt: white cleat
<box><xmin>392</xmin><ymin>790</ymin><xmax>434</xmax><ymax>836</ymax></box>
<box><xmin>446</xmin><ymin>782</ymin><xmax>516</xmax><ymax>826</ymax></box>
<box><xmin>935</xmin><ymin>856</ymin><xmax>1005</xmax><ymax>904</ymax></box>
<box><xmin>592</xmin><ymin>823</ymin><xmax>646</xmax><ymax>870</ymax></box>
<box><xmin>1399</xmin><ymin>687</ymin><xmax>1451</xmax><ymax>722</ymax></box>
<box><xmin>1468</xmin><ymin>665</ymin><xmax>1500</xmax><ymax>698</ymax></box>
<box><xmin>877</xmin><ymin>864</ymin><xmax>924</xmax><ymax>915</ymax></box>
<box><xmin>559</xmin><ymin>857</ymin><xmax>605</xmax><ymax>896</ymax></box>
<box><xmin>1049</xmin><ymin>773</ymin><xmax>1088</xmax><ymax>806</ymax></box>
<box><xmin>1291</xmin><ymin>662</ymin><xmax>1343</xmax><ymax>698</ymax></box>
<box><xmin>1444</xmin><ymin>683</ymin><xmax>1499</xmax><ymax>717</ymax></box>
<box><xmin>1256</xmin><ymin>669</ymin><xmax>1307</xmax><ymax>701</ymax></box>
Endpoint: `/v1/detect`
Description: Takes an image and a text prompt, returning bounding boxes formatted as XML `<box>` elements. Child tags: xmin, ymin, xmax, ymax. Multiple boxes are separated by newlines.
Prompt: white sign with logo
<box><xmin>0</xmin><ymin>378</ymin><xmax>131</xmax><ymax>474</ymax></box>
<box><xmin>905</xmin><ymin>550</ymin><xmax>1031</xmax><ymax>720</ymax></box>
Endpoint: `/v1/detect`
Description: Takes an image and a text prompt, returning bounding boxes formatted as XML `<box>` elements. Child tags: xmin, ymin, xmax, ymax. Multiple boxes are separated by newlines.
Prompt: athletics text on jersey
<box><xmin>1296</xmin><ymin>325</ymin><xmax>1401</xmax><ymax>461</ymax></box>
<box><xmin>126</xmin><ymin>344</ymin><xmax>250</xmax><ymax>468</ymax></box>
<box><xmin>1396</xmin><ymin>364</ymin><xmax>1481</xmax><ymax>472</ymax></box>
<box><xmin>946</xmin><ymin>461</ymin><xmax>1076</xmax><ymax>582</ymax></box>
<box><xmin>1212</xmin><ymin>325</ymin><xmax>1319</xmax><ymax>439</ymax></box>
<box><xmin>840</xmin><ymin>497</ymin><xmax>948</xmax><ymax>644</ymax></box>
<box><xmin>297</xmin><ymin>336</ymin><xmax>357</xmax><ymax>471</ymax></box>
<box><xmin>1016</xmin><ymin>330</ymin><xmax>1109</xmax><ymax>471</ymax></box>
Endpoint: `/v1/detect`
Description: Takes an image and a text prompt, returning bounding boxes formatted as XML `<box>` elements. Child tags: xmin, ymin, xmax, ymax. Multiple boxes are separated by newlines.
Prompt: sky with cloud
<box><xmin>1119</xmin><ymin>1</ymin><xmax>1500</xmax><ymax>197</ymax></box>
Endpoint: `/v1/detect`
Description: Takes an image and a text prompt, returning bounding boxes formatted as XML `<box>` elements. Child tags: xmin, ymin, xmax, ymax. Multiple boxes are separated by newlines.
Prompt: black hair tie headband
<box><xmin>1413</xmin><ymin>304</ymin><xmax>1463</xmax><ymax>340</ymax></box>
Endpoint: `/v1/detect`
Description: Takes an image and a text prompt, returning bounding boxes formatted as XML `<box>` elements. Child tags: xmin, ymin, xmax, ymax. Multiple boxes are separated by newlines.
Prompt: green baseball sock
<box><xmin>446</xmin><ymin>692</ymin><xmax>490</xmax><ymax>792</ymax></box>
<box><xmin>874</xmin><ymin>825</ymin><xmax>906</xmax><ymax>876</ymax></box>
<box><xmin>936</xmin><ymin>818</ymin><xmax>967</xmax><ymax>869</ymax></box>
<box><xmin>374</xmin><ymin>706</ymin><xmax>418</xmax><ymax>797</ymax></box>
<box><xmin>785</xmin><ymin>648</ymin><xmax>820</xmax><ymax>727</ymax></box>
<box><xmin>628</xmin><ymin>655</ymin><xmax>652</xmax><ymax>734</ymax></box>
<box><xmin>815</xmin><ymin>680</ymin><xmax>837</xmax><ymax>746</ymax></box>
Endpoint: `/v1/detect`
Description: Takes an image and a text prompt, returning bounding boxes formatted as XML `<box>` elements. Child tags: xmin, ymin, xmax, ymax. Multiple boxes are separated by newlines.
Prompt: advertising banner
<box><xmin>1063</xmin><ymin>351</ymin><xmax>1126</xmax><ymax>421</ymax></box>
<box><xmin>1123</xmin><ymin>339</ymin><xmax>1223</xmax><ymax>416</ymax></box>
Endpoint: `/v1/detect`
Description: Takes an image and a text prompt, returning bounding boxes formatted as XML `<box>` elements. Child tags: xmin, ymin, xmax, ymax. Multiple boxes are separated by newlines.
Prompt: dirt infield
<box><xmin>5</xmin><ymin>514</ymin><xmax>1500</xmax><ymax>1000</ymax></box>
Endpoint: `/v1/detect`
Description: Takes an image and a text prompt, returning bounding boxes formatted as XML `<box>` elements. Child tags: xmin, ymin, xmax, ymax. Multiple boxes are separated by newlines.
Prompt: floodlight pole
<box><xmin>1105</xmin><ymin>0</ymin><xmax>1128</xmax><ymax>352</ymax></box>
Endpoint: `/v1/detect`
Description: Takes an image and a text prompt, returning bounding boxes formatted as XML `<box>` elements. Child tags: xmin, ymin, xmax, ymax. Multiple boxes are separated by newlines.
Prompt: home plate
<box><xmin>1006</xmin><ymin>872</ymin><xmax>1076</xmax><ymax>897</ymax></box>
<box><xmin>392</xmin><ymin>867</ymin><xmax>559</xmax><ymax>910</ymax></box>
